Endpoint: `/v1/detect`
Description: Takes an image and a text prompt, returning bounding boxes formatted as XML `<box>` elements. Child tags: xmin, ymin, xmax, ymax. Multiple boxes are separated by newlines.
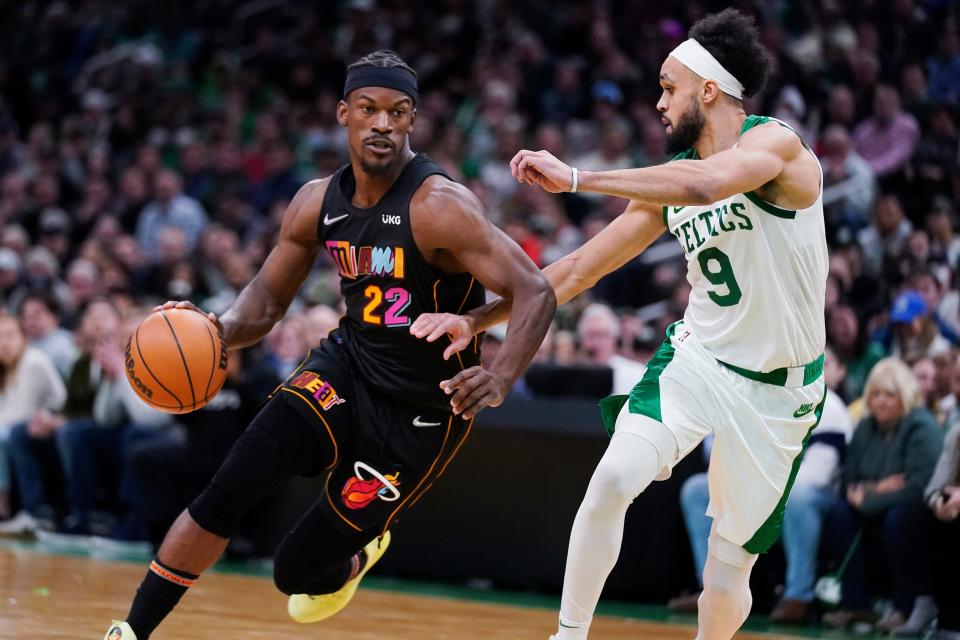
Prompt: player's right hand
<box><xmin>410</xmin><ymin>313</ymin><xmax>475</xmax><ymax>360</ymax></box>
<box><xmin>154</xmin><ymin>300</ymin><xmax>223</xmax><ymax>334</ymax></box>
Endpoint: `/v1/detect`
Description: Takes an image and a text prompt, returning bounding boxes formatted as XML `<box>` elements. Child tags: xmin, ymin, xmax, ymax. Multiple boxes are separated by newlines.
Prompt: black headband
<box><xmin>343</xmin><ymin>66</ymin><xmax>418</xmax><ymax>105</ymax></box>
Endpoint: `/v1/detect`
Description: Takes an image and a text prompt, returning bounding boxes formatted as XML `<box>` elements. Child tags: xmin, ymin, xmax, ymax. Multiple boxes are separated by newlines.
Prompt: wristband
<box><xmin>571</xmin><ymin>167</ymin><xmax>579</xmax><ymax>193</ymax></box>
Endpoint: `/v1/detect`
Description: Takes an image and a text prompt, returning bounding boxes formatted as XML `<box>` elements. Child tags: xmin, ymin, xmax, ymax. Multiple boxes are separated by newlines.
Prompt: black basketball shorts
<box><xmin>276</xmin><ymin>338</ymin><xmax>473</xmax><ymax>536</ymax></box>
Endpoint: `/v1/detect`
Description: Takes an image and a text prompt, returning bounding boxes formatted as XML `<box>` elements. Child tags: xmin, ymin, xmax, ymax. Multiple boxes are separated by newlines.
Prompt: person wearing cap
<box><xmin>414</xmin><ymin>8</ymin><xmax>830</xmax><ymax>639</ymax></box>
<box><xmin>588</xmin><ymin>80</ymin><xmax>631</xmax><ymax>133</ymax></box>
<box><xmin>890</xmin><ymin>289</ymin><xmax>952</xmax><ymax>363</ymax></box>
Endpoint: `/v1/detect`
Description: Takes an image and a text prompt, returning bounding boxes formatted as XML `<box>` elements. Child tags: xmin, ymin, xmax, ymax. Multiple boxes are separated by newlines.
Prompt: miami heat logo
<box><xmin>341</xmin><ymin>461</ymin><xmax>401</xmax><ymax>510</ymax></box>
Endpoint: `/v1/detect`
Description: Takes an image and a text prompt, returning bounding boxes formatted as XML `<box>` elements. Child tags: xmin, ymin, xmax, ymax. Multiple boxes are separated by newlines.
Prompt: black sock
<box><xmin>126</xmin><ymin>559</ymin><xmax>199</xmax><ymax>639</ymax></box>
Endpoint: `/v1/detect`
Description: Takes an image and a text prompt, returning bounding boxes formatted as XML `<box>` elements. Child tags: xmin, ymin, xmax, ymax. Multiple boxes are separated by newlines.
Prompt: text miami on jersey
<box><xmin>325</xmin><ymin>240</ymin><xmax>412</xmax><ymax>328</ymax></box>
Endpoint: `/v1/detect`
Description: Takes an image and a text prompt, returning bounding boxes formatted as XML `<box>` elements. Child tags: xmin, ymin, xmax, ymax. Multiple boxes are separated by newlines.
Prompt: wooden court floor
<box><xmin>0</xmin><ymin>547</ymin><xmax>812</xmax><ymax>639</ymax></box>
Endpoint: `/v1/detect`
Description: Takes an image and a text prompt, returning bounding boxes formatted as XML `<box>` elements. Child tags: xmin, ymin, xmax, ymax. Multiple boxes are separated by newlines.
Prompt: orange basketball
<box><xmin>124</xmin><ymin>308</ymin><xmax>229</xmax><ymax>414</ymax></box>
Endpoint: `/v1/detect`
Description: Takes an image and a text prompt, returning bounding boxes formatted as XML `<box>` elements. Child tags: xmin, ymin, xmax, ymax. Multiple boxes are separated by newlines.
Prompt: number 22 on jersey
<box><xmin>363</xmin><ymin>285</ymin><xmax>412</xmax><ymax>327</ymax></box>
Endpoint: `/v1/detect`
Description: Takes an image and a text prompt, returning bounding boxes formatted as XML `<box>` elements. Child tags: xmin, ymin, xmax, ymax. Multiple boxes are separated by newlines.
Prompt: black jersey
<box><xmin>317</xmin><ymin>154</ymin><xmax>485</xmax><ymax>409</ymax></box>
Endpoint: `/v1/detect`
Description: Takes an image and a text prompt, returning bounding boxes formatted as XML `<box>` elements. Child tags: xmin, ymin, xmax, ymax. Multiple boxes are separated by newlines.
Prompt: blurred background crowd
<box><xmin>0</xmin><ymin>0</ymin><xmax>957</xmax><ymax>636</ymax></box>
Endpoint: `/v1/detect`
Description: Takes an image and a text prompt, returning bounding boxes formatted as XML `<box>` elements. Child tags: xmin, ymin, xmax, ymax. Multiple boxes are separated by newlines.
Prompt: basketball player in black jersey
<box><xmin>100</xmin><ymin>51</ymin><xmax>555</xmax><ymax>640</ymax></box>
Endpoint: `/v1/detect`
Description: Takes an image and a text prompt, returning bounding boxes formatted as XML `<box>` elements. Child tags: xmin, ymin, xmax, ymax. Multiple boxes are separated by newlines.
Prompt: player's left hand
<box><xmin>410</xmin><ymin>313</ymin><xmax>475</xmax><ymax>360</ymax></box>
<box><xmin>510</xmin><ymin>149</ymin><xmax>572</xmax><ymax>193</ymax></box>
<box><xmin>440</xmin><ymin>366</ymin><xmax>509</xmax><ymax>419</ymax></box>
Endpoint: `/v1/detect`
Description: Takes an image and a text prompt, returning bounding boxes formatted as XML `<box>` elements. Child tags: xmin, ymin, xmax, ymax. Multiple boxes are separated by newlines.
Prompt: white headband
<box><xmin>668</xmin><ymin>38</ymin><xmax>744</xmax><ymax>100</ymax></box>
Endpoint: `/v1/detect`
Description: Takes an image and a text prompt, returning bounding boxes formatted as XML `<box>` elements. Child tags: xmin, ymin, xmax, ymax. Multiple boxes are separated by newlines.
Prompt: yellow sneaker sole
<box><xmin>287</xmin><ymin>530</ymin><xmax>392</xmax><ymax>624</ymax></box>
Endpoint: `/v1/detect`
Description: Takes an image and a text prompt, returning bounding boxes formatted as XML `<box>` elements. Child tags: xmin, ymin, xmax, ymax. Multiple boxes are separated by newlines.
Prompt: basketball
<box><xmin>124</xmin><ymin>308</ymin><xmax>229</xmax><ymax>414</ymax></box>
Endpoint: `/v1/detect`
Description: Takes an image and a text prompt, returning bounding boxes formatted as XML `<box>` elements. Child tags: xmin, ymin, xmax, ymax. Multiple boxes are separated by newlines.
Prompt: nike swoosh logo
<box><xmin>324</xmin><ymin>213</ymin><xmax>348</xmax><ymax>225</ymax></box>
<box><xmin>673</xmin><ymin>206</ymin><xmax>686</xmax><ymax>213</ymax></box>
<box><xmin>793</xmin><ymin>403</ymin><xmax>815</xmax><ymax>418</ymax></box>
<box><xmin>412</xmin><ymin>416</ymin><xmax>442</xmax><ymax>428</ymax></box>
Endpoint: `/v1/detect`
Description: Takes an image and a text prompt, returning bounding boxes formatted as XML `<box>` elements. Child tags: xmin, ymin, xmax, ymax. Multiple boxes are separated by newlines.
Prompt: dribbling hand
<box><xmin>409</xmin><ymin>313</ymin><xmax>475</xmax><ymax>360</ymax></box>
<box><xmin>440</xmin><ymin>367</ymin><xmax>508</xmax><ymax>420</ymax></box>
<box><xmin>155</xmin><ymin>300</ymin><xmax>223</xmax><ymax>335</ymax></box>
<box><xmin>510</xmin><ymin>149</ymin><xmax>573</xmax><ymax>193</ymax></box>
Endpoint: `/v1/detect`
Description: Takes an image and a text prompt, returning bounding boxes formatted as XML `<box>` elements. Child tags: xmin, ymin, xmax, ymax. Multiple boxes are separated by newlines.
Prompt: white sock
<box><xmin>555</xmin><ymin>413</ymin><xmax>679</xmax><ymax>640</ymax></box>
<box><xmin>694</xmin><ymin>530</ymin><xmax>757</xmax><ymax>640</ymax></box>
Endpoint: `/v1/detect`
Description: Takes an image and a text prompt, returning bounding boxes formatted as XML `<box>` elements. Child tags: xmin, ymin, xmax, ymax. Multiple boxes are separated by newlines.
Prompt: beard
<box><xmin>357</xmin><ymin>136</ymin><xmax>401</xmax><ymax>177</ymax></box>
<box><xmin>665</xmin><ymin>100</ymin><xmax>706</xmax><ymax>155</ymax></box>
<box><xmin>358</xmin><ymin>153</ymin><xmax>396</xmax><ymax>177</ymax></box>
<box><xmin>359</xmin><ymin>160</ymin><xmax>390</xmax><ymax>176</ymax></box>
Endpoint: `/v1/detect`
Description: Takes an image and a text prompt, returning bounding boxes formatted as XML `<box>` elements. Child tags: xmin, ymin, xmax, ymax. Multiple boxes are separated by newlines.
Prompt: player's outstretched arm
<box><xmin>217</xmin><ymin>179</ymin><xmax>327</xmax><ymax>349</ymax></box>
<box><xmin>511</xmin><ymin>123</ymin><xmax>812</xmax><ymax>207</ymax></box>
<box><xmin>411</xmin><ymin>200</ymin><xmax>664</xmax><ymax>345</ymax></box>
<box><xmin>410</xmin><ymin>178</ymin><xmax>555</xmax><ymax>418</ymax></box>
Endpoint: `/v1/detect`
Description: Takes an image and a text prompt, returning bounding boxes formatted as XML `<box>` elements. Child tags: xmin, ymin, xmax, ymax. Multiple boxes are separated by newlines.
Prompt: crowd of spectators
<box><xmin>0</xmin><ymin>0</ymin><xmax>957</xmax><ymax>635</ymax></box>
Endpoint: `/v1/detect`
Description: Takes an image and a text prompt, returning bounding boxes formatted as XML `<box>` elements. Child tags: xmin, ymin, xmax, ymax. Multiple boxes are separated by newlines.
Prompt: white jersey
<box><xmin>664</xmin><ymin>115</ymin><xmax>827</xmax><ymax>372</ymax></box>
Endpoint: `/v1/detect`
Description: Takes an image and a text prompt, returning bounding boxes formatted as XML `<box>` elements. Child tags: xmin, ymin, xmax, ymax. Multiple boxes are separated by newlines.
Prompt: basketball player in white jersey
<box><xmin>411</xmin><ymin>8</ymin><xmax>828</xmax><ymax>640</ymax></box>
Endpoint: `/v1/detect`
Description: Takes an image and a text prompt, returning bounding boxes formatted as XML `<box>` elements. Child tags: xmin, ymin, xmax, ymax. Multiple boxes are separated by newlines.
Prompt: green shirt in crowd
<box><xmin>845</xmin><ymin>406</ymin><xmax>944</xmax><ymax>517</ymax></box>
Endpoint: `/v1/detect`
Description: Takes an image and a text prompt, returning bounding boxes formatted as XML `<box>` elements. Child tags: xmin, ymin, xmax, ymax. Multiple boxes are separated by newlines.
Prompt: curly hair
<box><xmin>688</xmin><ymin>9</ymin><xmax>770</xmax><ymax>98</ymax></box>
<box><xmin>347</xmin><ymin>50</ymin><xmax>417</xmax><ymax>79</ymax></box>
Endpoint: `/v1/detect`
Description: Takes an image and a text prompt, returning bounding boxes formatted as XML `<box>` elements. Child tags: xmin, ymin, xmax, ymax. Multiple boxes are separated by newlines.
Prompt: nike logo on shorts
<box><xmin>412</xmin><ymin>416</ymin><xmax>442</xmax><ymax>428</ymax></box>
<box><xmin>324</xmin><ymin>213</ymin><xmax>349</xmax><ymax>225</ymax></box>
<box><xmin>792</xmin><ymin>402</ymin><xmax>815</xmax><ymax>418</ymax></box>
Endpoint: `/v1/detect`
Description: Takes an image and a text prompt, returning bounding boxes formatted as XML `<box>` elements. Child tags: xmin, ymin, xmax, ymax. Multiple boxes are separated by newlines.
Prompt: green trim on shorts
<box><xmin>719</xmin><ymin>353</ymin><xmax>824</xmax><ymax>387</ymax></box>
<box><xmin>742</xmin><ymin>387</ymin><xmax>828</xmax><ymax>555</ymax></box>
<box><xmin>598</xmin><ymin>322</ymin><xmax>679</xmax><ymax>437</ymax></box>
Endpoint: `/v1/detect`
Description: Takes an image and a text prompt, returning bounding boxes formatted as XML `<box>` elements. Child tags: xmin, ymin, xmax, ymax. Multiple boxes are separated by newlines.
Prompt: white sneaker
<box><xmin>101</xmin><ymin>620</ymin><xmax>137</xmax><ymax>639</ymax></box>
<box><xmin>894</xmin><ymin>595</ymin><xmax>938</xmax><ymax>636</ymax></box>
<box><xmin>0</xmin><ymin>510</ymin><xmax>39</xmax><ymax>536</ymax></box>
